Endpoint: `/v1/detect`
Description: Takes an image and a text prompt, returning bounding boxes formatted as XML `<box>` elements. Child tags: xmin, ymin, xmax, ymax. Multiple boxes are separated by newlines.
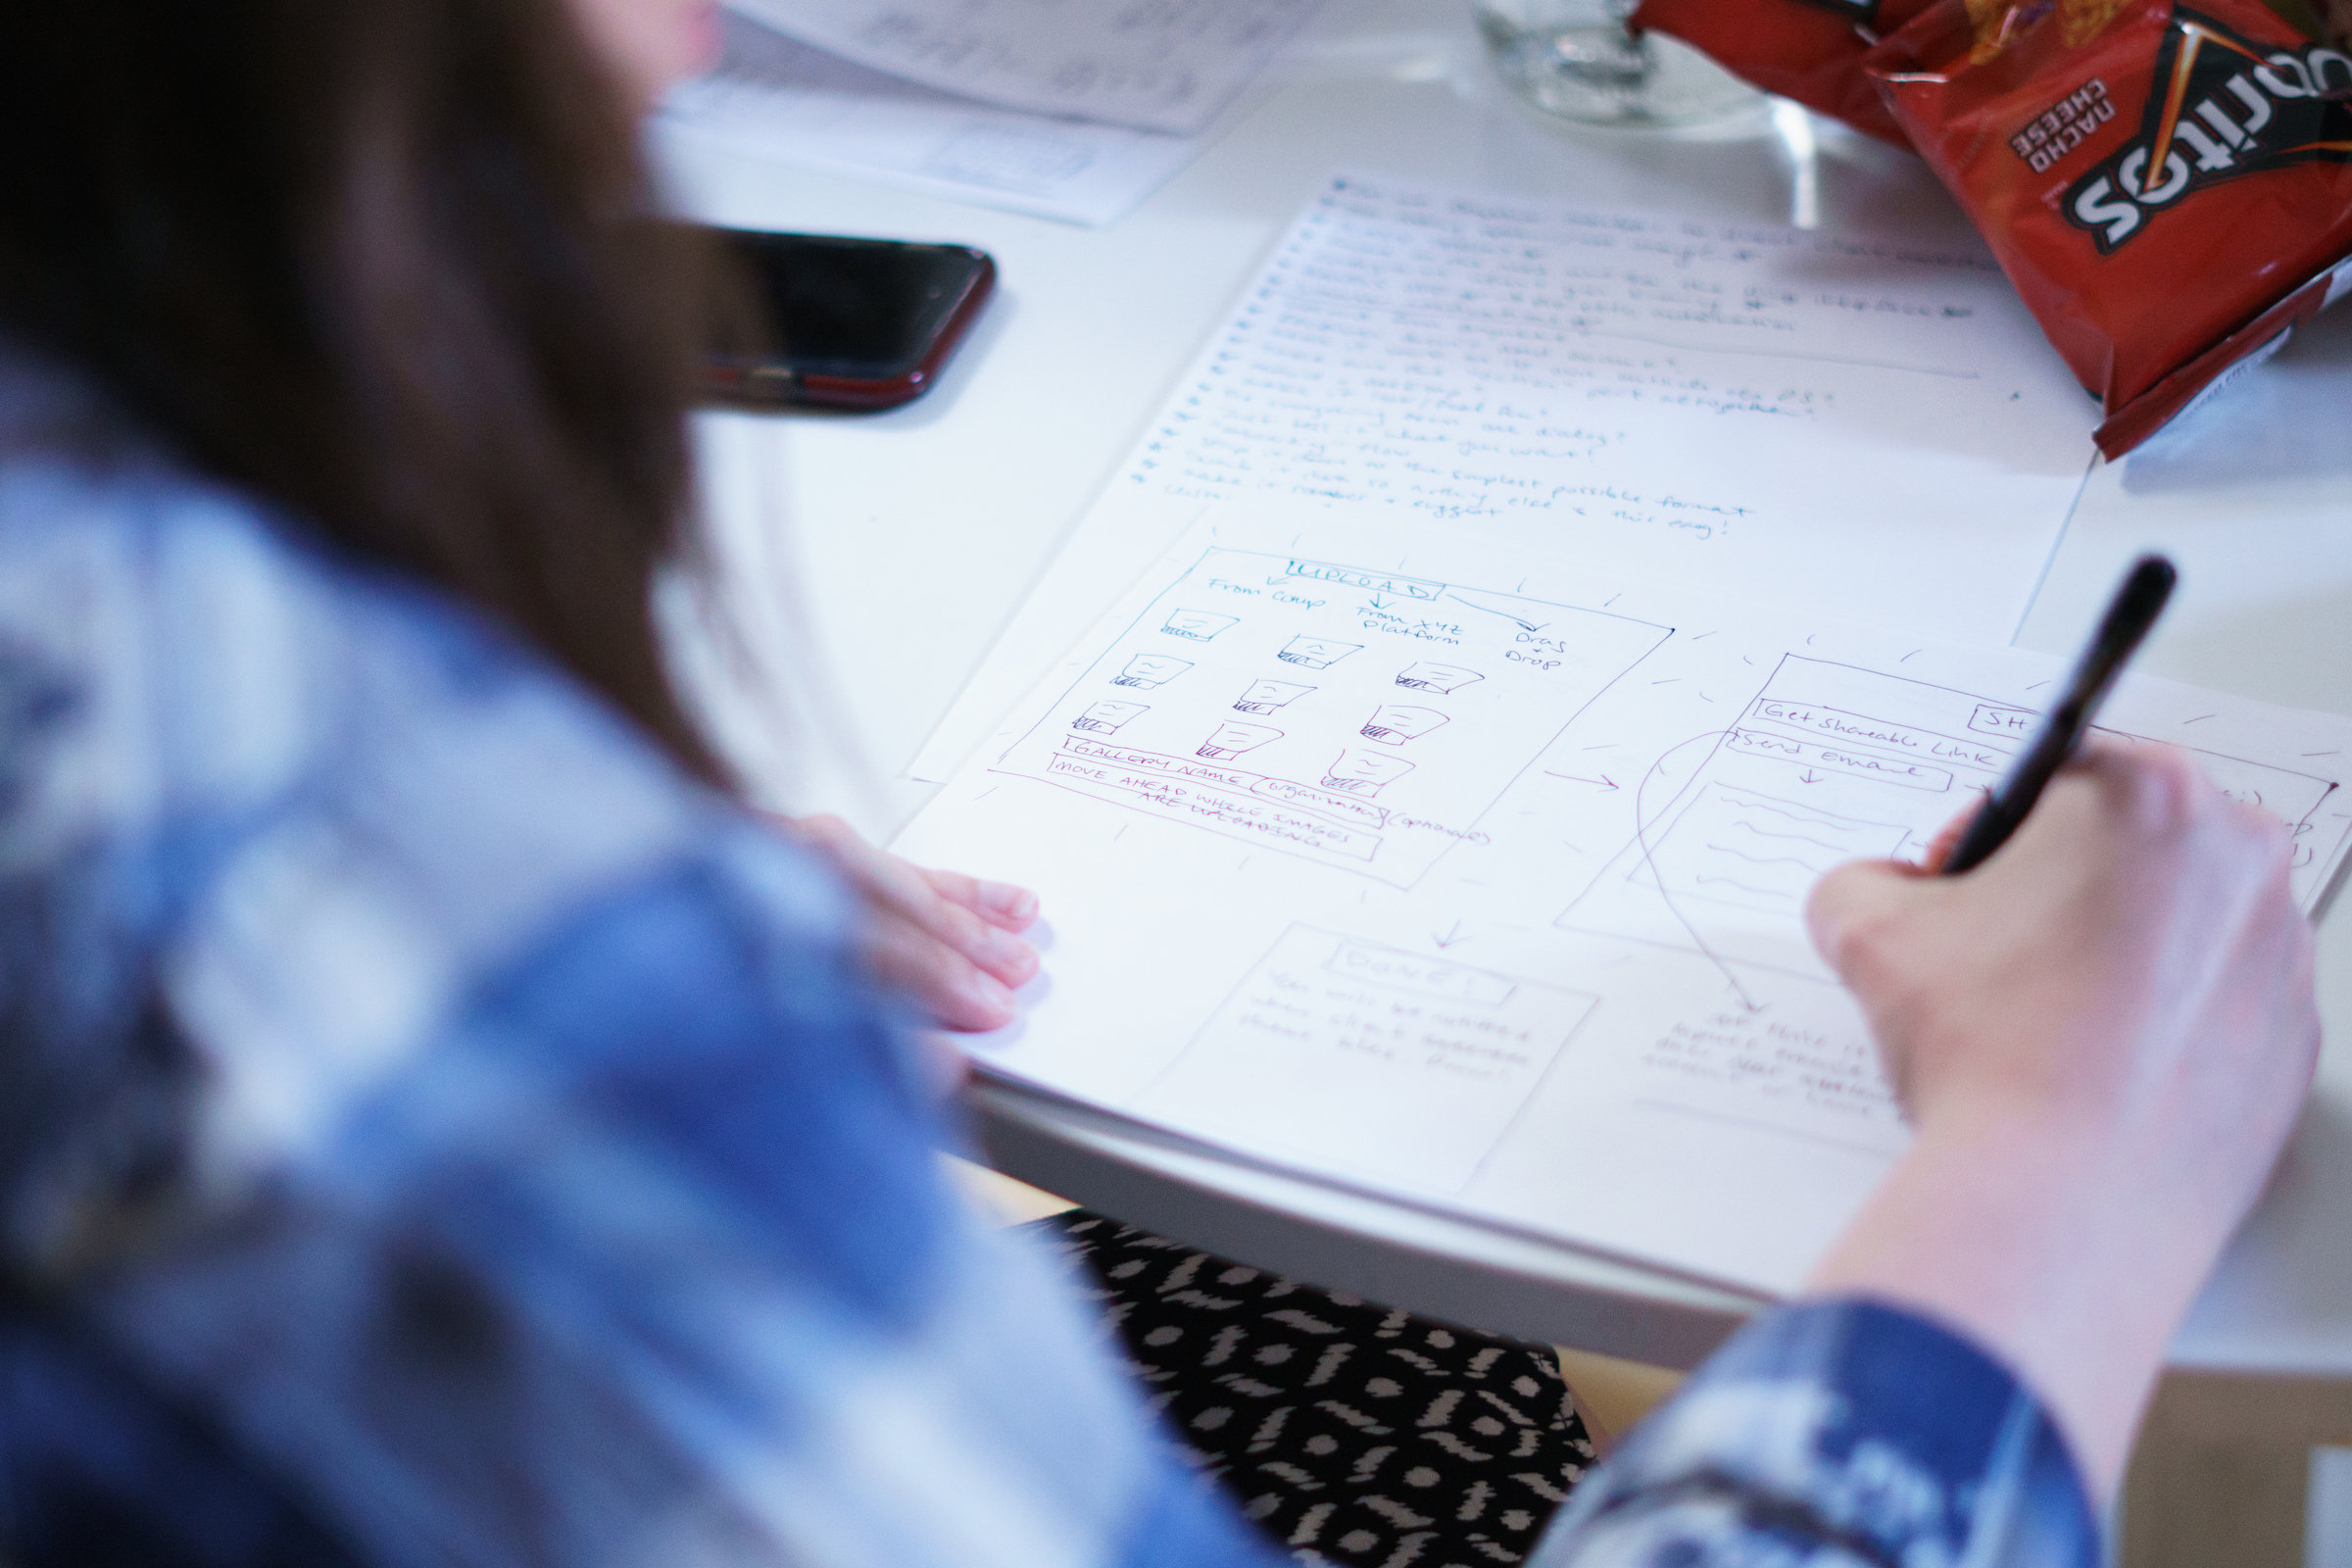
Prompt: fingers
<box><xmin>778</xmin><ymin>812</ymin><xmax>1042</xmax><ymax>1031</ymax></box>
<box><xmin>788</xmin><ymin>814</ymin><xmax>1038</xmax><ymax>987</ymax></box>
<box><xmin>1803</xmin><ymin>856</ymin><xmax>1933</xmax><ymax>983</ymax></box>
<box><xmin>1803</xmin><ymin>857</ymin><xmax>1943</xmax><ymax>1110</ymax></box>
<box><xmin>1919</xmin><ymin>802</ymin><xmax>1981</xmax><ymax>873</ymax></box>
<box><xmin>920</xmin><ymin>864</ymin><xmax>1041</xmax><ymax>933</ymax></box>
<box><xmin>1913</xmin><ymin>742</ymin><xmax>2146</xmax><ymax>879</ymax></box>
<box><xmin>2070</xmin><ymin>739</ymin><xmax>2211</xmax><ymax>838</ymax></box>
<box><xmin>897</xmin><ymin>877</ymin><xmax>1040</xmax><ymax>990</ymax></box>
<box><xmin>865</xmin><ymin>910</ymin><xmax>1022</xmax><ymax>1032</ymax></box>
<box><xmin>2071</xmin><ymin>746</ymin><xmax>2301</xmax><ymax>913</ymax></box>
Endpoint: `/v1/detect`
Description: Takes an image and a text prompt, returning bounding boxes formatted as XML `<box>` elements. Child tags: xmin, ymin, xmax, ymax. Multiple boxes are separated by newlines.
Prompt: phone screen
<box><xmin>721</xmin><ymin>230</ymin><xmax>993</xmax><ymax>383</ymax></box>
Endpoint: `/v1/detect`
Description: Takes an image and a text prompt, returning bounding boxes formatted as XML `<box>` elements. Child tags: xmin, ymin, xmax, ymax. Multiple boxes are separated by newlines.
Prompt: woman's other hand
<box><xmin>568</xmin><ymin>0</ymin><xmax>721</xmax><ymax>111</ymax></box>
<box><xmin>1801</xmin><ymin>741</ymin><xmax>2318</xmax><ymax>1498</ymax></box>
<box><xmin>784</xmin><ymin>814</ymin><xmax>1042</xmax><ymax>1034</ymax></box>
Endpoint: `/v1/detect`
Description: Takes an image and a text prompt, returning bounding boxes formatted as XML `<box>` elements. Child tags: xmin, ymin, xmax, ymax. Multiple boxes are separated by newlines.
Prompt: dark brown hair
<box><xmin>0</xmin><ymin>0</ymin><xmax>727</xmax><ymax>783</ymax></box>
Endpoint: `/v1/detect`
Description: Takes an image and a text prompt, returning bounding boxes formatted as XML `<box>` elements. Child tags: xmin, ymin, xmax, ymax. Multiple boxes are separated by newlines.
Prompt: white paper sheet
<box><xmin>906</xmin><ymin>172</ymin><xmax>2097</xmax><ymax>780</ymax></box>
<box><xmin>724</xmin><ymin>0</ymin><xmax>1321</xmax><ymax>135</ymax></box>
<box><xmin>895</xmin><ymin>508</ymin><xmax>2352</xmax><ymax>1296</ymax></box>
<box><xmin>662</xmin><ymin>12</ymin><xmax>1216</xmax><ymax>227</ymax></box>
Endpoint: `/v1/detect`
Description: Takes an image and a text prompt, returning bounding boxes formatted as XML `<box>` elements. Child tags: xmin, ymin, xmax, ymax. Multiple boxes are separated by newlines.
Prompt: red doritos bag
<box><xmin>1629</xmin><ymin>0</ymin><xmax>1940</xmax><ymax>144</ymax></box>
<box><xmin>1866</xmin><ymin>0</ymin><xmax>2352</xmax><ymax>454</ymax></box>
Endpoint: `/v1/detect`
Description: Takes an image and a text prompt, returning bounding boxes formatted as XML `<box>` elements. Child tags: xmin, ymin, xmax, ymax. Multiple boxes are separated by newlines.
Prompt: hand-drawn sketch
<box><xmin>1321</xmin><ymin>750</ymin><xmax>1414</xmax><ymax>797</ymax></box>
<box><xmin>1073</xmin><ymin>700</ymin><xmax>1149</xmax><ymax>735</ymax></box>
<box><xmin>1199</xmin><ymin>720</ymin><xmax>1282</xmax><ymax>760</ymax></box>
<box><xmin>1278</xmin><ymin>636</ymin><xmax>1361</xmax><ymax>669</ymax></box>
<box><xmin>1163</xmin><ymin>610</ymin><xmax>1239</xmax><ymax>641</ymax></box>
<box><xmin>1116</xmin><ymin>654</ymin><xmax>1195</xmax><ymax>688</ymax></box>
<box><xmin>1134</xmin><ymin>925</ymin><xmax>1599</xmax><ymax>1192</ymax></box>
<box><xmin>990</xmin><ymin>547</ymin><xmax>1672</xmax><ymax>887</ymax></box>
<box><xmin>1396</xmin><ymin>662</ymin><xmax>1484</xmax><ymax>695</ymax></box>
<box><xmin>1361</xmin><ymin>705</ymin><xmax>1449</xmax><ymax>746</ymax></box>
<box><xmin>1563</xmin><ymin>655</ymin><xmax>2346</xmax><ymax>982</ymax></box>
<box><xmin>1648</xmin><ymin>784</ymin><xmax>1906</xmax><ymax>915</ymax></box>
<box><xmin>1234</xmin><ymin>678</ymin><xmax>1314</xmax><ymax>714</ymax></box>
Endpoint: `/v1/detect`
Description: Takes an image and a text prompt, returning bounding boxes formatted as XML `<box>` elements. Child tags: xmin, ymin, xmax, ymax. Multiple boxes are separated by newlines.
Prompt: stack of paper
<box><xmin>901</xmin><ymin>507</ymin><xmax>2352</xmax><ymax>1295</ymax></box>
<box><xmin>894</xmin><ymin>174</ymin><xmax>2352</xmax><ymax>1298</ymax></box>
<box><xmin>662</xmin><ymin>0</ymin><xmax>1322</xmax><ymax>225</ymax></box>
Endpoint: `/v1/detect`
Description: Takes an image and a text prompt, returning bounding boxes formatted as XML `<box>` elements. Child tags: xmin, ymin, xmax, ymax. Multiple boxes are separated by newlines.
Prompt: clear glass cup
<box><xmin>1474</xmin><ymin>0</ymin><xmax>1763</xmax><ymax>128</ymax></box>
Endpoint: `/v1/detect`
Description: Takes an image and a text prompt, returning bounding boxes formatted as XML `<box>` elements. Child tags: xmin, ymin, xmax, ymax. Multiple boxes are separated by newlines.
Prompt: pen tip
<box><xmin>2122</xmin><ymin>554</ymin><xmax>2178</xmax><ymax>616</ymax></box>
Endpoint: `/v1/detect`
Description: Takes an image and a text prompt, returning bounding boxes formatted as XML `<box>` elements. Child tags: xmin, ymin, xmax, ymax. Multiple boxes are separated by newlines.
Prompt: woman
<box><xmin>0</xmin><ymin>1</ymin><xmax>2318</xmax><ymax>1564</ymax></box>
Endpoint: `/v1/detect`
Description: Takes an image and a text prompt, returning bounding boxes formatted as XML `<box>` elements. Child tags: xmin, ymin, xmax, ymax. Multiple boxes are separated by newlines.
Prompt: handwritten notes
<box><xmin>895</xmin><ymin>512</ymin><xmax>2352</xmax><ymax>1294</ymax></box>
<box><xmin>1127</xmin><ymin>177</ymin><xmax>2082</xmax><ymax>532</ymax></box>
<box><xmin>1138</xmin><ymin>927</ymin><xmax>1598</xmax><ymax>1191</ymax></box>
<box><xmin>663</xmin><ymin>11</ymin><xmax>1221</xmax><ymax>226</ymax></box>
<box><xmin>1641</xmin><ymin>1007</ymin><xmax>1900</xmax><ymax>1146</ymax></box>
<box><xmin>727</xmin><ymin>0</ymin><xmax>1322</xmax><ymax>135</ymax></box>
<box><xmin>907</xmin><ymin>173</ymin><xmax>2097</xmax><ymax>780</ymax></box>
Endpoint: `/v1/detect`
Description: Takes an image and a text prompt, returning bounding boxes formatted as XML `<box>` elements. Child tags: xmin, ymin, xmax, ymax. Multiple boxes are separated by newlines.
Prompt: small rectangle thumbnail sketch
<box><xmin>990</xmin><ymin>548</ymin><xmax>1673</xmax><ymax>887</ymax></box>
<box><xmin>1117</xmin><ymin>655</ymin><xmax>1194</xmax><ymax>688</ymax></box>
<box><xmin>1280</xmin><ymin>636</ymin><xmax>1360</xmax><ymax>668</ymax></box>
<box><xmin>1561</xmin><ymin>655</ymin><xmax>2346</xmax><ymax>980</ymax></box>
<box><xmin>1362</xmin><ymin>704</ymin><xmax>1448</xmax><ymax>745</ymax></box>
<box><xmin>1133</xmin><ymin>925</ymin><xmax>1600</xmax><ymax>1193</ymax></box>
<box><xmin>1200</xmin><ymin>721</ymin><xmax>1283</xmax><ymax>760</ymax></box>
<box><xmin>1397</xmin><ymin>662</ymin><xmax>1484</xmax><ymax>694</ymax></box>
<box><xmin>1163</xmin><ymin>610</ymin><xmax>1239</xmax><ymax>641</ymax></box>
<box><xmin>1236</xmin><ymin>678</ymin><xmax>1314</xmax><ymax>714</ymax></box>
<box><xmin>1074</xmin><ymin>700</ymin><xmax>1150</xmax><ymax>734</ymax></box>
<box><xmin>1324</xmin><ymin>750</ymin><xmax>1413</xmax><ymax>796</ymax></box>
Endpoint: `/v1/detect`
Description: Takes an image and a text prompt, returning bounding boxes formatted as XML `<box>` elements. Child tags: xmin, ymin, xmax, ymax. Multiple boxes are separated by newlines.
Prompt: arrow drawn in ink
<box><xmin>1630</xmin><ymin>729</ymin><xmax>1758</xmax><ymax>1011</ymax></box>
<box><xmin>1797</xmin><ymin>770</ymin><xmax>1822</xmax><ymax>784</ymax></box>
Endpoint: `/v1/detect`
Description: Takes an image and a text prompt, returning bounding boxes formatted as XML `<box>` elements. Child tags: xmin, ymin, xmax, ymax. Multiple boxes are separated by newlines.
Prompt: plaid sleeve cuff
<box><xmin>1527</xmin><ymin>1298</ymin><xmax>2097</xmax><ymax>1568</ymax></box>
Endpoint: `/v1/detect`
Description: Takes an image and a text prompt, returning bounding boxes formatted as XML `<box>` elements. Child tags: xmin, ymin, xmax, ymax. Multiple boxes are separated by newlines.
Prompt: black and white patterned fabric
<box><xmin>1030</xmin><ymin>1211</ymin><xmax>1594</xmax><ymax>1567</ymax></box>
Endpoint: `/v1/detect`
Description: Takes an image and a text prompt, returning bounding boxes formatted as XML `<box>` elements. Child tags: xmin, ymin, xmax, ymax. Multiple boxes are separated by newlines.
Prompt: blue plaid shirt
<box><xmin>0</xmin><ymin>355</ymin><xmax>2096</xmax><ymax>1566</ymax></box>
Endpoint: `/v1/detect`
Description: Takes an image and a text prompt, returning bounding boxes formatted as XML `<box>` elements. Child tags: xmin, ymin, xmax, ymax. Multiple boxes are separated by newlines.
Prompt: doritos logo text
<box><xmin>2064</xmin><ymin>9</ymin><xmax>2352</xmax><ymax>251</ymax></box>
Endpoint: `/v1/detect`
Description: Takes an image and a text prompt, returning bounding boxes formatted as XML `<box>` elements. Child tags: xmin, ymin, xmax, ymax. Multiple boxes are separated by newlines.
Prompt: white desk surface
<box><xmin>660</xmin><ymin>0</ymin><xmax>2352</xmax><ymax>1373</ymax></box>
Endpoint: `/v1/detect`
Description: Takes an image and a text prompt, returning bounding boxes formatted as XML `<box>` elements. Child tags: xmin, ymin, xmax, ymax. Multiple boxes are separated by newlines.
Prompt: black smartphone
<box><xmin>697</xmin><ymin>227</ymin><xmax>996</xmax><ymax>413</ymax></box>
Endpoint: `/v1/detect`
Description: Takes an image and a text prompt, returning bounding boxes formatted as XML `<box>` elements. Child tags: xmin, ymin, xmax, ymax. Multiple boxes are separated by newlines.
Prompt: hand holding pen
<box><xmin>1800</xmin><ymin>554</ymin><xmax>2318</xmax><ymax>1498</ymax></box>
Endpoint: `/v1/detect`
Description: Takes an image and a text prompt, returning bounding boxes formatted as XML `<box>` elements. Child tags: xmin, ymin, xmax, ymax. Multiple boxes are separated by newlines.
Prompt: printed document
<box><xmin>663</xmin><ymin>11</ymin><xmax>1231</xmax><ymax>226</ymax></box>
<box><xmin>894</xmin><ymin>508</ymin><xmax>2352</xmax><ymax>1295</ymax></box>
<box><xmin>908</xmin><ymin>172</ymin><xmax>2099</xmax><ymax>780</ymax></box>
<box><xmin>726</xmin><ymin>0</ymin><xmax>1322</xmax><ymax>135</ymax></box>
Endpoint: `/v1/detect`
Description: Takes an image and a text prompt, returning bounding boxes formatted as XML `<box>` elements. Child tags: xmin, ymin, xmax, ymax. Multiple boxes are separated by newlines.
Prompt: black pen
<box><xmin>1942</xmin><ymin>555</ymin><xmax>2179</xmax><ymax>875</ymax></box>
